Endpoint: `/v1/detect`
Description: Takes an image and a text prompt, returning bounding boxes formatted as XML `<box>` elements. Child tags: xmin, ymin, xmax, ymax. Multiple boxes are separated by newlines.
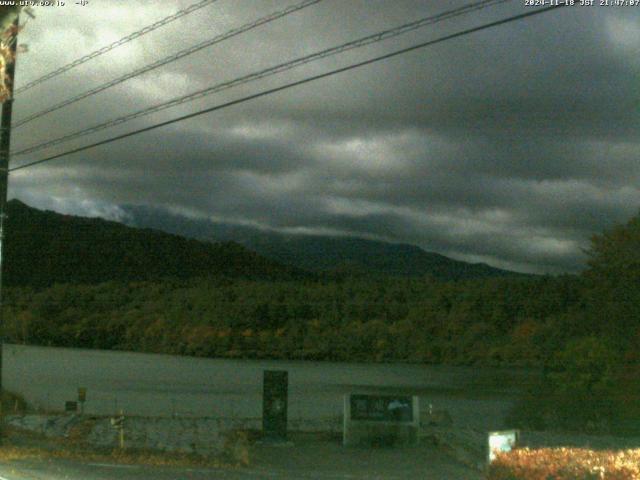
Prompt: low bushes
<box><xmin>487</xmin><ymin>447</ymin><xmax>640</xmax><ymax>480</ymax></box>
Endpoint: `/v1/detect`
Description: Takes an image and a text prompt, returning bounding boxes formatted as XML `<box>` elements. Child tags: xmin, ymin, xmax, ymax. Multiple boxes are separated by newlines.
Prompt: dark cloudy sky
<box><xmin>7</xmin><ymin>0</ymin><xmax>640</xmax><ymax>274</ymax></box>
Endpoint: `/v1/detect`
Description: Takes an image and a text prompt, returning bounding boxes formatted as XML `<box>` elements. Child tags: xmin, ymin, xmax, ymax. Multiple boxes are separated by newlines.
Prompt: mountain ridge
<box><xmin>3</xmin><ymin>199</ymin><xmax>302</xmax><ymax>287</ymax></box>
<box><xmin>120</xmin><ymin>204</ymin><xmax>529</xmax><ymax>280</ymax></box>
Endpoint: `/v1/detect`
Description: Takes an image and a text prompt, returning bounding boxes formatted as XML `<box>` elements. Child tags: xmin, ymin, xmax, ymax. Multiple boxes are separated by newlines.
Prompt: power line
<box><xmin>9</xmin><ymin>4</ymin><xmax>564</xmax><ymax>173</ymax></box>
<box><xmin>12</xmin><ymin>0</ymin><xmax>324</xmax><ymax>130</ymax></box>
<box><xmin>13</xmin><ymin>0</ymin><xmax>219</xmax><ymax>95</ymax></box>
<box><xmin>12</xmin><ymin>0</ymin><xmax>511</xmax><ymax>157</ymax></box>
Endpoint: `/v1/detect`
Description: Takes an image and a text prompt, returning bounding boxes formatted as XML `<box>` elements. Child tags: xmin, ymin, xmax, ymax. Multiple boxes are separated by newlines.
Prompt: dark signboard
<box><xmin>350</xmin><ymin>394</ymin><xmax>413</xmax><ymax>422</ymax></box>
<box><xmin>263</xmin><ymin>370</ymin><xmax>288</xmax><ymax>440</ymax></box>
<box><xmin>65</xmin><ymin>401</ymin><xmax>78</xmax><ymax>413</ymax></box>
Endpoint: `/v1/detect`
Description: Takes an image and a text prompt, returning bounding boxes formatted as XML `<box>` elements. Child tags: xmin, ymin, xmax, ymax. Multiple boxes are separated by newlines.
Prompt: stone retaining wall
<box><xmin>4</xmin><ymin>413</ymin><xmax>344</xmax><ymax>456</ymax></box>
<box><xmin>5</xmin><ymin>414</ymin><xmax>256</xmax><ymax>456</ymax></box>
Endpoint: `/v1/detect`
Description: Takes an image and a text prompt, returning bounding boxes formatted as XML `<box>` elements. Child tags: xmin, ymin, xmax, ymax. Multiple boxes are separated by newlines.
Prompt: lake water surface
<box><xmin>2</xmin><ymin>344</ymin><xmax>536</xmax><ymax>431</ymax></box>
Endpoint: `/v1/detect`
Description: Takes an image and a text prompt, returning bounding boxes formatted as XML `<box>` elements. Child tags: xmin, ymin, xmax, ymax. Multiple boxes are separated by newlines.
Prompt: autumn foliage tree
<box><xmin>509</xmin><ymin>212</ymin><xmax>640</xmax><ymax>433</ymax></box>
<box><xmin>584</xmin><ymin>213</ymin><xmax>640</xmax><ymax>348</ymax></box>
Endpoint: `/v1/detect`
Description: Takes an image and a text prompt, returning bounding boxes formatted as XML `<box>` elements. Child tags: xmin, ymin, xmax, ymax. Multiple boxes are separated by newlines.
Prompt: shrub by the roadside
<box><xmin>487</xmin><ymin>447</ymin><xmax>640</xmax><ymax>480</ymax></box>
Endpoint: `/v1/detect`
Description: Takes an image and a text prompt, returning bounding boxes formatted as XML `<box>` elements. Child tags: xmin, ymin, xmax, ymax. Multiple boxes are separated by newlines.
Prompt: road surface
<box><xmin>0</xmin><ymin>439</ymin><xmax>482</xmax><ymax>479</ymax></box>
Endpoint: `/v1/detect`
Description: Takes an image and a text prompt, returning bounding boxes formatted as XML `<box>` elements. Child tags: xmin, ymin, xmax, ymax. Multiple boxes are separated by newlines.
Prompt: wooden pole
<box><xmin>0</xmin><ymin>14</ymin><xmax>19</xmax><ymax>445</ymax></box>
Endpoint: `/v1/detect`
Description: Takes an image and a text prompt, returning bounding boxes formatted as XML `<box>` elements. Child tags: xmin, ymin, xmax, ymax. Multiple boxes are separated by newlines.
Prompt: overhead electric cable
<box><xmin>12</xmin><ymin>0</ymin><xmax>324</xmax><ymax>129</ymax></box>
<box><xmin>14</xmin><ymin>0</ymin><xmax>219</xmax><ymax>95</ymax></box>
<box><xmin>12</xmin><ymin>0</ymin><xmax>511</xmax><ymax>156</ymax></box>
<box><xmin>9</xmin><ymin>4</ymin><xmax>564</xmax><ymax>173</ymax></box>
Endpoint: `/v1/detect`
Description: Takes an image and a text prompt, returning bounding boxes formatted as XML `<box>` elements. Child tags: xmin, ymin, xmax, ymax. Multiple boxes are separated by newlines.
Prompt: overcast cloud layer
<box><xmin>7</xmin><ymin>0</ymin><xmax>640</xmax><ymax>274</ymax></box>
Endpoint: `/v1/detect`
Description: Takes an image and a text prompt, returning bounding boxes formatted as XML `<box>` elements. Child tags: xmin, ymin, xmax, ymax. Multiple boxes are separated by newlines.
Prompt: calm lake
<box><xmin>2</xmin><ymin>344</ymin><xmax>536</xmax><ymax>431</ymax></box>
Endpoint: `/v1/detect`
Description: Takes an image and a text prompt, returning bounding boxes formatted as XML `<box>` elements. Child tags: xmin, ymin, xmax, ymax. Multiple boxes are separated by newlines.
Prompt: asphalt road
<box><xmin>0</xmin><ymin>461</ymin><xmax>480</xmax><ymax>480</ymax></box>
<box><xmin>0</xmin><ymin>461</ymin><xmax>266</xmax><ymax>480</ymax></box>
<box><xmin>0</xmin><ymin>441</ymin><xmax>482</xmax><ymax>479</ymax></box>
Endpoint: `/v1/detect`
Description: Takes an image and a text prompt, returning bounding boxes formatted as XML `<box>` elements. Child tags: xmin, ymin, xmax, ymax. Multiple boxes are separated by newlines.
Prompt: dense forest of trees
<box><xmin>1</xmin><ymin>274</ymin><xmax>582</xmax><ymax>365</ymax></box>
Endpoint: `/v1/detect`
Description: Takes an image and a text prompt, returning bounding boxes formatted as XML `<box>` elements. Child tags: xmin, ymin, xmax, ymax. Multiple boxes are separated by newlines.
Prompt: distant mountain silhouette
<box><xmin>3</xmin><ymin>200</ymin><xmax>301</xmax><ymax>287</ymax></box>
<box><xmin>120</xmin><ymin>204</ymin><xmax>529</xmax><ymax>280</ymax></box>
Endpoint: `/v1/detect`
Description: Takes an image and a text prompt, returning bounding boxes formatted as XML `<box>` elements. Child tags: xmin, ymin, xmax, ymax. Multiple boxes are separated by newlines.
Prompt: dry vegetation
<box><xmin>487</xmin><ymin>447</ymin><xmax>640</xmax><ymax>480</ymax></box>
<box><xmin>0</xmin><ymin>424</ymin><xmax>250</xmax><ymax>468</ymax></box>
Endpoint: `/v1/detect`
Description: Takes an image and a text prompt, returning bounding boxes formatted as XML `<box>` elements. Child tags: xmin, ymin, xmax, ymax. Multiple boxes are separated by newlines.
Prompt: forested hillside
<box><xmin>2</xmin><ymin>199</ymin><xmax>637</xmax><ymax>368</ymax></box>
<box><xmin>3</xmin><ymin>200</ymin><xmax>302</xmax><ymax>287</ymax></box>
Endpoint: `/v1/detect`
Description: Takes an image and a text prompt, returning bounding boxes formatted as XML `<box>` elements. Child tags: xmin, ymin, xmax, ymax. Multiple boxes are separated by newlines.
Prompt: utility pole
<box><xmin>0</xmin><ymin>14</ymin><xmax>19</xmax><ymax>443</ymax></box>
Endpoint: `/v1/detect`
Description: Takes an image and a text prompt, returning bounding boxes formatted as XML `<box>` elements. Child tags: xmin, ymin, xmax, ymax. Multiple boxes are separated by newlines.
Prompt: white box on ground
<box><xmin>488</xmin><ymin>429</ymin><xmax>519</xmax><ymax>463</ymax></box>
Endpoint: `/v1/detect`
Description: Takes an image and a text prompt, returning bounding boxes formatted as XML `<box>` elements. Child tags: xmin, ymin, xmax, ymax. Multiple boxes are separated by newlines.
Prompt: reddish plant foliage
<box><xmin>487</xmin><ymin>447</ymin><xmax>640</xmax><ymax>480</ymax></box>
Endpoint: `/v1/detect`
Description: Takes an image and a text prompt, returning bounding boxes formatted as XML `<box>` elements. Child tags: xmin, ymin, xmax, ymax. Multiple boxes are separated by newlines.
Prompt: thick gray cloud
<box><xmin>7</xmin><ymin>0</ymin><xmax>640</xmax><ymax>274</ymax></box>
